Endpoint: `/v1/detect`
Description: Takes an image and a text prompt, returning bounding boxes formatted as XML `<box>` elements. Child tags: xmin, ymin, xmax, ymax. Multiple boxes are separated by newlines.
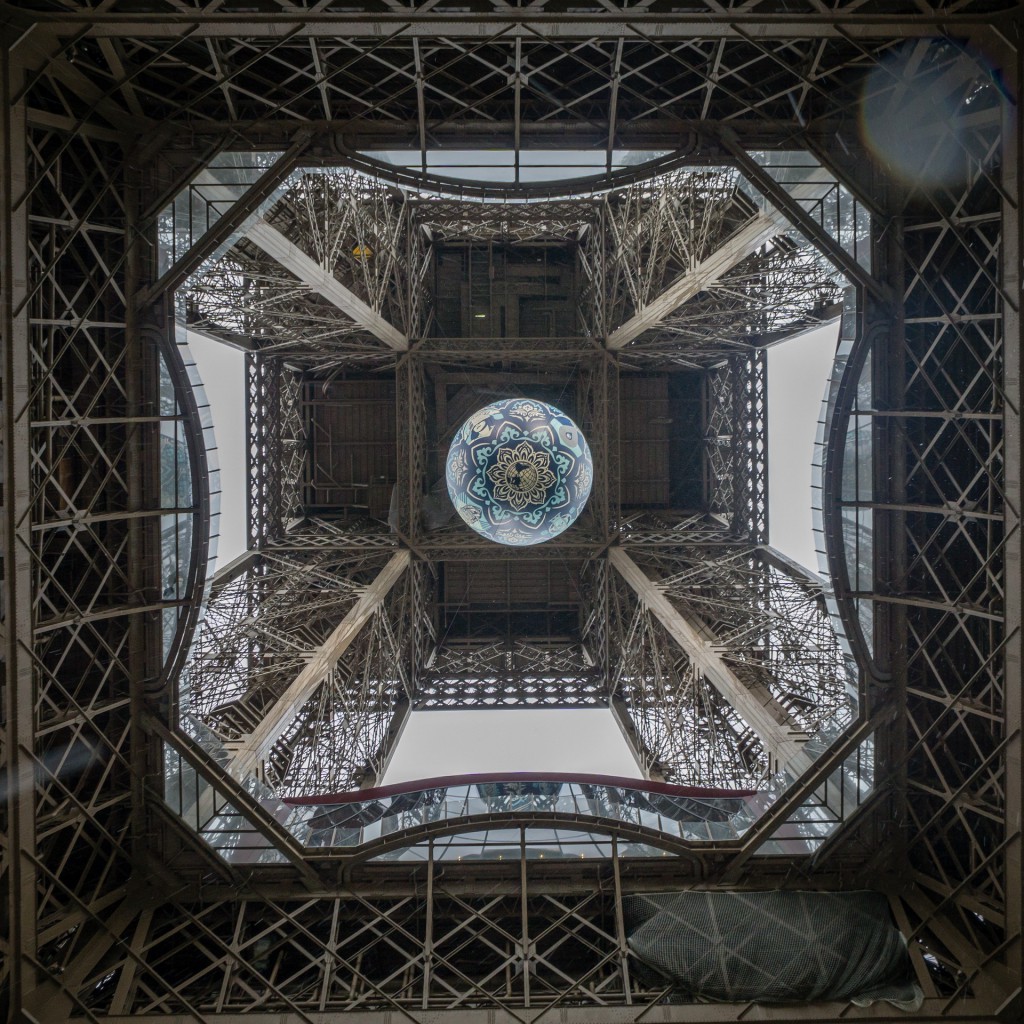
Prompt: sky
<box><xmin>187</xmin><ymin>331</ymin><xmax>248</xmax><ymax>566</ymax></box>
<box><xmin>766</xmin><ymin>318</ymin><xmax>841</xmax><ymax>575</ymax></box>
<box><xmin>186</xmin><ymin>317</ymin><xmax>839</xmax><ymax>780</ymax></box>
<box><xmin>382</xmin><ymin>709</ymin><xmax>644</xmax><ymax>782</ymax></box>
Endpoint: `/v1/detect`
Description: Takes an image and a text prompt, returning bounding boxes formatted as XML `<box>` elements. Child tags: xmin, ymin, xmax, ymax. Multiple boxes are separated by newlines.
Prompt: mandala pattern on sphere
<box><xmin>446</xmin><ymin>399</ymin><xmax>593</xmax><ymax>546</ymax></box>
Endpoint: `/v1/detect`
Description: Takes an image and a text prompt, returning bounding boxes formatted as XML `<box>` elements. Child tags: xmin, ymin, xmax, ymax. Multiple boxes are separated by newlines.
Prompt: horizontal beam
<box><xmin>225</xmin><ymin>550</ymin><xmax>410</xmax><ymax>782</ymax></box>
<box><xmin>168</xmin><ymin>110</ymin><xmax>1004</xmax><ymax>157</ymax></box>
<box><xmin>93</xmin><ymin>995</ymin><xmax>1000</xmax><ymax>1024</ymax></box>
<box><xmin>608</xmin><ymin>547</ymin><xmax>814</xmax><ymax>777</ymax></box>
<box><xmin>32</xmin><ymin>15</ymin><xmax>1012</xmax><ymax>41</ymax></box>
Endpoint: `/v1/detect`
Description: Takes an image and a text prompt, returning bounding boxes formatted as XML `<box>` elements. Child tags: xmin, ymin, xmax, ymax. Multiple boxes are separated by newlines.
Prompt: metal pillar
<box><xmin>1</xmin><ymin>34</ymin><xmax>39</xmax><ymax>1017</ymax></box>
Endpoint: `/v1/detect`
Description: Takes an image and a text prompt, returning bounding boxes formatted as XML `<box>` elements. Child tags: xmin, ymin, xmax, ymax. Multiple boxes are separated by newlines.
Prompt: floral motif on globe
<box><xmin>446</xmin><ymin>399</ymin><xmax>593</xmax><ymax>547</ymax></box>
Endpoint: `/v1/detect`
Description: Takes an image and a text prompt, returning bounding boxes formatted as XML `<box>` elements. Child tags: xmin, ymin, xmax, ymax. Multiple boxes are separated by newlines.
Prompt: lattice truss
<box><xmin>648</xmin><ymin>547</ymin><xmax>854</xmax><ymax>735</ymax></box>
<box><xmin>705</xmin><ymin>363</ymin><xmax>737</xmax><ymax>521</ymax></box>
<box><xmin>609</xmin><ymin>595</ymin><xmax>767</xmax><ymax>786</ymax></box>
<box><xmin>604</xmin><ymin>523</ymin><xmax>854</xmax><ymax>786</ymax></box>
<box><xmin>417</xmin><ymin>641</ymin><xmax>604</xmax><ymax>709</ymax></box>
<box><xmin>183</xmin><ymin>165</ymin><xmax>837</xmax><ymax>372</ymax></box>
<box><xmin>71</xmin><ymin>868</ymin><xmax>657</xmax><ymax>1017</ymax></box>
<box><xmin>0</xmin><ymin>94</ymin><xmax>150</xmax><ymax>1011</ymax></box>
<box><xmin>413</xmin><ymin>198</ymin><xmax>599</xmax><ymax>244</ymax></box>
<box><xmin>616</xmin><ymin>246</ymin><xmax>839</xmax><ymax>367</ymax></box>
<box><xmin>187</xmin><ymin>170</ymin><xmax>426</xmax><ymax>371</ymax></box>
<box><xmin>884</xmin><ymin>94</ymin><xmax>1012</xmax><ymax>993</ymax></box>
<box><xmin>734</xmin><ymin>350</ymin><xmax>769</xmax><ymax>543</ymax></box>
<box><xmin>247</xmin><ymin>354</ymin><xmax>305</xmax><ymax>546</ymax></box>
<box><xmin>2</xmin><ymin>8</ymin><xmax>1020</xmax><ymax>1021</ymax></box>
<box><xmin>395</xmin><ymin>355</ymin><xmax>429</xmax><ymax>539</ymax></box>
<box><xmin>181</xmin><ymin>542</ymin><xmax>418</xmax><ymax>795</ymax></box>
<box><xmin>579</xmin><ymin>168</ymin><xmax>841</xmax><ymax>363</ymax></box>
<box><xmin>702</xmin><ymin>352</ymin><xmax>768</xmax><ymax>542</ymax></box>
<box><xmin>7</xmin><ymin>10</ymin><xmax>980</xmax><ymax>145</ymax></box>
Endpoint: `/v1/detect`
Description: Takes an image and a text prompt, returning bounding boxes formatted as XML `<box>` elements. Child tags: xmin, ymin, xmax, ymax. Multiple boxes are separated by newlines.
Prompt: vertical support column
<box><xmin>729</xmin><ymin>354</ymin><xmax>746</xmax><ymax>536</ymax></box>
<box><xmin>422</xmin><ymin>840</ymin><xmax>434</xmax><ymax>1009</ymax></box>
<box><xmin>872</xmin><ymin>201</ymin><xmax>909</xmax><ymax>873</ymax></box>
<box><xmin>125</xmin><ymin>157</ymin><xmax>164</xmax><ymax>858</ymax></box>
<box><xmin>606</xmin><ymin>355</ymin><xmax>620</xmax><ymax>533</ymax></box>
<box><xmin>247</xmin><ymin>353</ymin><xmax>274</xmax><ymax>547</ymax></box>
<box><xmin>733</xmin><ymin>349</ymin><xmax>768</xmax><ymax>543</ymax></box>
<box><xmin>395</xmin><ymin>355</ymin><xmax>427</xmax><ymax>543</ymax></box>
<box><xmin>1</xmin><ymin>35</ymin><xmax>39</xmax><ymax>1012</ymax></box>
<box><xmin>611</xmin><ymin>837</ymin><xmax>633</xmax><ymax>1004</ymax></box>
<box><xmin>519</xmin><ymin>827</ymin><xmax>530</xmax><ymax>1008</ymax></box>
<box><xmin>1000</xmin><ymin>48</ymin><xmax>1022</xmax><ymax>998</ymax></box>
<box><xmin>319</xmin><ymin>899</ymin><xmax>341</xmax><ymax>1011</ymax></box>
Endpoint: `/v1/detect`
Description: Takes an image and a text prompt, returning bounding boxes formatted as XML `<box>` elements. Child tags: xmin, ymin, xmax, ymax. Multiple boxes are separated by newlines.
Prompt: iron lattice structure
<box><xmin>604</xmin><ymin>536</ymin><xmax>854</xmax><ymax>786</ymax></box>
<box><xmin>0</xmin><ymin>5</ymin><xmax>1020</xmax><ymax>1023</ymax></box>
<box><xmin>181</xmin><ymin>540</ymin><xmax>427</xmax><ymax>795</ymax></box>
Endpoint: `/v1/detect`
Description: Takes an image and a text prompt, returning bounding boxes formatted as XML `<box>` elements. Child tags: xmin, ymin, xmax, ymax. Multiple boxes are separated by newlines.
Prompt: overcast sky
<box><xmin>185</xmin><ymin>146</ymin><xmax>840</xmax><ymax>782</ymax></box>
<box><xmin>187</xmin><ymin>316</ymin><xmax>838</xmax><ymax>780</ymax></box>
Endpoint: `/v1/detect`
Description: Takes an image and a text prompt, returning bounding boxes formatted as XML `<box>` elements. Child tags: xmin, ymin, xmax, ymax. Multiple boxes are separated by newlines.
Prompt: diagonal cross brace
<box><xmin>225</xmin><ymin>549</ymin><xmax>411</xmax><ymax>782</ymax></box>
<box><xmin>608</xmin><ymin>546</ymin><xmax>815</xmax><ymax>778</ymax></box>
<box><xmin>243</xmin><ymin>217</ymin><xmax>408</xmax><ymax>351</ymax></box>
<box><xmin>174</xmin><ymin>172</ymin><xmax>408</xmax><ymax>350</ymax></box>
<box><xmin>606</xmin><ymin>168</ymin><xmax>835</xmax><ymax>349</ymax></box>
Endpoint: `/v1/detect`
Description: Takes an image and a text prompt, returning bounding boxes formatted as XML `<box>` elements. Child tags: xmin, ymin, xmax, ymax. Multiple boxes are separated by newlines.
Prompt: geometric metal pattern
<box><xmin>181</xmin><ymin>542</ymin><xmax>415</xmax><ymax>795</ymax></box>
<box><xmin>182</xmin><ymin>152</ymin><xmax>832</xmax><ymax>787</ymax></box>
<box><xmin>608</xmin><ymin>538</ymin><xmax>854</xmax><ymax>785</ymax></box>
<box><xmin>1</xmin><ymin>7</ymin><xmax>1019</xmax><ymax>1022</ymax></box>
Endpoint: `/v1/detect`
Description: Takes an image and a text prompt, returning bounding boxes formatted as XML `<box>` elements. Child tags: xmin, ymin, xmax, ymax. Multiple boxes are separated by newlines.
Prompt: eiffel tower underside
<box><xmin>0</xmin><ymin>4</ymin><xmax>1020</xmax><ymax>1022</ymax></box>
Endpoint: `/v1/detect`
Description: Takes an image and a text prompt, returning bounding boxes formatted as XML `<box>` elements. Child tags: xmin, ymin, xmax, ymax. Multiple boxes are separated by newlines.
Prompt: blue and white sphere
<box><xmin>446</xmin><ymin>399</ymin><xmax>593</xmax><ymax>547</ymax></box>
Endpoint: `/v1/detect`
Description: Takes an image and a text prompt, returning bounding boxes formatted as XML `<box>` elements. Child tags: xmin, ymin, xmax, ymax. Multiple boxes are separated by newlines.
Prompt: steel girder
<box><xmin>1</xmin><ymin>8</ymin><xmax>1021</xmax><ymax>1023</ymax></box>
<box><xmin>883</xmin><ymin>86</ymin><xmax>1017</xmax><ymax>1006</ymax></box>
<box><xmin>1</xmin><ymin>27</ymin><xmax>206</xmax><ymax>1021</ymax></box>
<box><xmin>12</xmin><ymin>11</ymin><xmax>1010</xmax><ymax>162</ymax></box>
<box><xmin>181</xmin><ymin>539</ymin><xmax>426</xmax><ymax>796</ymax></box>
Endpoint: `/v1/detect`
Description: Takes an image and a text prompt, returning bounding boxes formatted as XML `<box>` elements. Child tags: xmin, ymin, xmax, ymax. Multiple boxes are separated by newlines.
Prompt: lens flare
<box><xmin>859</xmin><ymin>39</ymin><xmax>1004</xmax><ymax>189</ymax></box>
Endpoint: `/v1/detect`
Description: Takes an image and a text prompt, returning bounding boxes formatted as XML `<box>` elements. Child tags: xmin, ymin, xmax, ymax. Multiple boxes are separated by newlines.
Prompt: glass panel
<box><xmin>158</xmin><ymin>347</ymin><xmax>197</xmax><ymax>662</ymax></box>
<box><xmin>159</xmin><ymin>328</ymin><xmax>225</xmax><ymax>663</ymax></box>
<box><xmin>364</xmin><ymin>149</ymin><xmax>670</xmax><ymax>190</ymax></box>
<box><xmin>814</xmin><ymin>291</ymin><xmax>874</xmax><ymax>661</ymax></box>
<box><xmin>369</xmin><ymin>828</ymin><xmax>670</xmax><ymax>863</ymax></box>
<box><xmin>156</xmin><ymin>150</ymin><xmax>285</xmax><ymax>274</ymax></box>
<box><xmin>164</xmin><ymin>724</ymin><xmax>314</xmax><ymax>865</ymax></box>
<box><xmin>162</xmin><ymin>740</ymin><xmax>288</xmax><ymax>865</ymax></box>
<box><xmin>287</xmin><ymin>776</ymin><xmax>764</xmax><ymax>850</ymax></box>
<box><xmin>755</xmin><ymin>732</ymin><xmax>875</xmax><ymax>856</ymax></box>
<box><xmin>747</xmin><ymin>150</ymin><xmax>872</xmax><ymax>270</ymax></box>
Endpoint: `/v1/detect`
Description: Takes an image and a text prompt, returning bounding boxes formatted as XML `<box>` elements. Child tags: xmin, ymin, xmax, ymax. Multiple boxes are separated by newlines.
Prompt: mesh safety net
<box><xmin>625</xmin><ymin>891</ymin><xmax>922</xmax><ymax>1009</ymax></box>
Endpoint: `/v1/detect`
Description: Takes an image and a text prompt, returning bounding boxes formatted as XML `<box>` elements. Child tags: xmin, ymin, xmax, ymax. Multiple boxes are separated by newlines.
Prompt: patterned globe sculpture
<box><xmin>446</xmin><ymin>399</ymin><xmax>593</xmax><ymax>547</ymax></box>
